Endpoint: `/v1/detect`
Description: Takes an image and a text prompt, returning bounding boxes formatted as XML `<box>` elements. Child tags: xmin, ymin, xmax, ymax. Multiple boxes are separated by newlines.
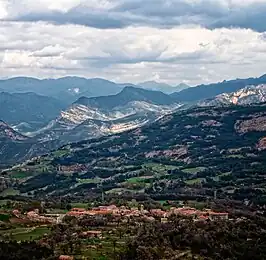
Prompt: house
<box><xmin>208</xmin><ymin>212</ymin><xmax>229</xmax><ymax>221</ymax></box>
<box><xmin>59</xmin><ymin>255</ymin><xmax>74</xmax><ymax>260</ymax></box>
<box><xmin>80</xmin><ymin>230</ymin><xmax>102</xmax><ymax>239</ymax></box>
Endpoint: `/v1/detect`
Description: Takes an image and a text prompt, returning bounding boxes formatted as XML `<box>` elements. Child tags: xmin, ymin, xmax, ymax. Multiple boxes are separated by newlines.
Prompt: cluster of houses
<box><xmin>67</xmin><ymin>205</ymin><xmax>229</xmax><ymax>222</ymax></box>
<box><xmin>12</xmin><ymin>209</ymin><xmax>60</xmax><ymax>224</ymax></box>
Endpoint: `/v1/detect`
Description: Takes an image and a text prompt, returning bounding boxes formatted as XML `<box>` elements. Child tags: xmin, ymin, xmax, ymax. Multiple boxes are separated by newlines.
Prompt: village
<box><xmin>7</xmin><ymin>204</ymin><xmax>229</xmax><ymax>226</ymax></box>
<box><xmin>0</xmin><ymin>201</ymin><xmax>252</xmax><ymax>260</ymax></box>
<box><xmin>67</xmin><ymin>204</ymin><xmax>229</xmax><ymax>222</ymax></box>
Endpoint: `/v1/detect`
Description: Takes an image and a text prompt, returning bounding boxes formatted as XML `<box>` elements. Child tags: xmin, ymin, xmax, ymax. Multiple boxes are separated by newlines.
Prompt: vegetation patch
<box><xmin>182</xmin><ymin>167</ymin><xmax>206</xmax><ymax>174</ymax></box>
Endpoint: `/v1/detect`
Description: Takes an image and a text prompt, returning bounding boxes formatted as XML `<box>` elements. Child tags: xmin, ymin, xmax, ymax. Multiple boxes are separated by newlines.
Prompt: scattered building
<box><xmin>59</xmin><ymin>255</ymin><xmax>74</xmax><ymax>260</ymax></box>
<box><xmin>80</xmin><ymin>230</ymin><xmax>102</xmax><ymax>239</ymax></box>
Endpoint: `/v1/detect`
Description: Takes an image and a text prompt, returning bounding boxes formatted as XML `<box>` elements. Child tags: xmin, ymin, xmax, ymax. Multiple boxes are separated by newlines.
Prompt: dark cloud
<box><xmin>210</xmin><ymin>4</ymin><xmax>266</xmax><ymax>32</ymax></box>
<box><xmin>17</xmin><ymin>10</ymin><xmax>129</xmax><ymax>29</ymax></box>
<box><xmin>1</xmin><ymin>1</ymin><xmax>266</xmax><ymax>31</ymax></box>
<box><xmin>112</xmin><ymin>0</ymin><xmax>227</xmax><ymax>18</ymax></box>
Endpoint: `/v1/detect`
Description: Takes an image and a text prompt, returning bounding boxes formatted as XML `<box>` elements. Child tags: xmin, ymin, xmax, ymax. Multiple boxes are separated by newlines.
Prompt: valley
<box><xmin>1</xmin><ymin>75</ymin><xmax>266</xmax><ymax>260</ymax></box>
<box><xmin>2</xmin><ymin>1</ymin><xmax>266</xmax><ymax>258</ymax></box>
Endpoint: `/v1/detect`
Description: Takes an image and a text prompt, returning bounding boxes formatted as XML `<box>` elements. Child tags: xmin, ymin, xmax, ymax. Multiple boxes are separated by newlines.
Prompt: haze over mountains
<box><xmin>138</xmin><ymin>81</ymin><xmax>189</xmax><ymax>94</ymax></box>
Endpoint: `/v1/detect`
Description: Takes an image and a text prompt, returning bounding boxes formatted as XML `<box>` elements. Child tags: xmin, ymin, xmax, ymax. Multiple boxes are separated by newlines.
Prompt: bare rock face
<box><xmin>145</xmin><ymin>146</ymin><xmax>188</xmax><ymax>160</ymax></box>
<box><xmin>201</xmin><ymin>120</ymin><xmax>222</xmax><ymax>127</ymax></box>
<box><xmin>200</xmin><ymin>84</ymin><xmax>266</xmax><ymax>106</ymax></box>
<box><xmin>235</xmin><ymin>116</ymin><xmax>266</xmax><ymax>134</ymax></box>
<box><xmin>257</xmin><ymin>137</ymin><xmax>266</xmax><ymax>150</ymax></box>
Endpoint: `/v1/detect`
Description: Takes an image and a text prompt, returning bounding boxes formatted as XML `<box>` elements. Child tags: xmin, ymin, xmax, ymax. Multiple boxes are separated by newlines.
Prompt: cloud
<box><xmin>0</xmin><ymin>21</ymin><xmax>266</xmax><ymax>85</ymax></box>
<box><xmin>0</xmin><ymin>1</ymin><xmax>265</xmax><ymax>85</ymax></box>
<box><xmin>1</xmin><ymin>0</ymin><xmax>266</xmax><ymax>32</ymax></box>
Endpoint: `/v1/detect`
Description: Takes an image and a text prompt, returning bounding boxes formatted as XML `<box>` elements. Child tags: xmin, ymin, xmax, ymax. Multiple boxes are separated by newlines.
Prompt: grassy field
<box><xmin>46</xmin><ymin>208</ymin><xmax>68</xmax><ymax>214</ymax></box>
<box><xmin>0</xmin><ymin>188</ymin><xmax>20</xmax><ymax>197</ymax></box>
<box><xmin>143</xmin><ymin>163</ymin><xmax>178</xmax><ymax>172</ymax></box>
<box><xmin>182</xmin><ymin>167</ymin><xmax>206</xmax><ymax>174</ymax></box>
<box><xmin>71</xmin><ymin>202</ymin><xmax>88</xmax><ymax>209</ymax></box>
<box><xmin>12</xmin><ymin>226</ymin><xmax>51</xmax><ymax>241</ymax></box>
<box><xmin>0</xmin><ymin>213</ymin><xmax>10</xmax><ymax>222</ymax></box>
<box><xmin>0</xmin><ymin>226</ymin><xmax>51</xmax><ymax>241</ymax></box>
<box><xmin>185</xmin><ymin>178</ymin><xmax>204</xmax><ymax>185</ymax></box>
<box><xmin>52</xmin><ymin>149</ymin><xmax>69</xmax><ymax>158</ymax></box>
<box><xmin>226</xmin><ymin>155</ymin><xmax>245</xmax><ymax>159</ymax></box>
<box><xmin>77</xmin><ymin>178</ymin><xmax>102</xmax><ymax>184</ymax></box>
<box><xmin>10</xmin><ymin>171</ymin><xmax>32</xmax><ymax>179</ymax></box>
<box><xmin>80</xmin><ymin>231</ymin><xmax>126</xmax><ymax>259</ymax></box>
<box><xmin>126</xmin><ymin>176</ymin><xmax>153</xmax><ymax>183</ymax></box>
<box><xmin>213</xmin><ymin>172</ymin><xmax>231</xmax><ymax>181</ymax></box>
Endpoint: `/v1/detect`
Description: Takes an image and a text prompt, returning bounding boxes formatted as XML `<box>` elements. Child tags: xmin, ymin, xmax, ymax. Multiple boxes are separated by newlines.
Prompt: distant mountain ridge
<box><xmin>0</xmin><ymin>77</ymin><xmax>123</xmax><ymax>103</ymax></box>
<box><xmin>0</xmin><ymin>77</ymin><xmax>189</xmax><ymax>104</ymax></box>
<box><xmin>171</xmin><ymin>74</ymin><xmax>266</xmax><ymax>102</ymax></box>
<box><xmin>0</xmin><ymin>92</ymin><xmax>67</xmax><ymax>131</ymax></box>
<box><xmin>75</xmin><ymin>86</ymin><xmax>176</xmax><ymax>109</ymax></box>
<box><xmin>138</xmin><ymin>81</ymin><xmax>189</xmax><ymax>93</ymax></box>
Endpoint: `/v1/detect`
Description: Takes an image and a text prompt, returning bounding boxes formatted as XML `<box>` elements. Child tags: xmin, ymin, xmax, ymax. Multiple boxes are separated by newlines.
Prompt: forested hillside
<box><xmin>3</xmin><ymin>103</ymin><xmax>266</xmax><ymax>207</ymax></box>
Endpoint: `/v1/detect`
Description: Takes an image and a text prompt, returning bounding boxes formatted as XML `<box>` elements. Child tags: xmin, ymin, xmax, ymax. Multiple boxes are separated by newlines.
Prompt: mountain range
<box><xmin>0</xmin><ymin>77</ymin><xmax>123</xmax><ymax>104</ymax></box>
<box><xmin>27</xmin><ymin>87</ymin><xmax>182</xmax><ymax>148</ymax></box>
<box><xmin>0</xmin><ymin>86</ymin><xmax>182</xmax><ymax>165</ymax></box>
<box><xmin>0</xmin><ymin>77</ymin><xmax>189</xmax><ymax>104</ymax></box>
<box><xmin>172</xmin><ymin>74</ymin><xmax>266</xmax><ymax>102</ymax></box>
<box><xmin>2</xmin><ymin>74</ymin><xmax>266</xmax><ymax>166</ymax></box>
<box><xmin>2</xmin><ymin>74</ymin><xmax>266</xmax><ymax>107</ymax></box>
<box><xmin>4</xmin><ymin>101</ymin><xmax>266</xmax><ymax>203</ymax></box>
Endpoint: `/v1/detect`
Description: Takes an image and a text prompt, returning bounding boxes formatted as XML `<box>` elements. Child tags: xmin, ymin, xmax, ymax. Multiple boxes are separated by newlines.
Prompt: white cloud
<box><xmin>0</xmin><ymin>1</ymin><xmax>265</xmax><ymax>85</ymax></box>
<box><xmin>0</xmin><ymin>21</ymin><xmax>265</xmax><ymax>85</ymax></box>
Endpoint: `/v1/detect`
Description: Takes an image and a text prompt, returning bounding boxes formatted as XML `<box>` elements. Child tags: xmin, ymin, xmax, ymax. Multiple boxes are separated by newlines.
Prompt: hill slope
<box><xmin>0</xmin><ymin>88</ymin><xmax>181</xmax><ymax>164</ymax></box>
<box><xmin>172</xmin><ymin>74</ymin><xmax>266</xmax><ymax>102</ymax></box>
<box><xmin>4</xmin><ymin>103</ymin><xmax>266</xmax><ymax>206</ymax></box>
<box><xmin>199</xmin><ymin>84</ymin><xmax>266</xmax><ymax>106</ymax></box>
<box><xmin>32</xmin><ymin>87</ymin><xmax>180</xmax><ymax>145</ymax></box>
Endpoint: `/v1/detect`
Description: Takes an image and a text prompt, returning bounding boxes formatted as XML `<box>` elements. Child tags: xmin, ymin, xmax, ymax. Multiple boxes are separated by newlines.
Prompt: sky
<box><xmin>0</xmin><ymin>0</ymin><xmax>266</xmax><ymax>86</ymax></box>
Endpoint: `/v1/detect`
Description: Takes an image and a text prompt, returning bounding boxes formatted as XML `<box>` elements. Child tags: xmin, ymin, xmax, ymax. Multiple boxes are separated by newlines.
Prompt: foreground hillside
<box><xmin>3</xmin><ymin>103</ymin><xmax>266</xmax><ymax>207</ymax></box>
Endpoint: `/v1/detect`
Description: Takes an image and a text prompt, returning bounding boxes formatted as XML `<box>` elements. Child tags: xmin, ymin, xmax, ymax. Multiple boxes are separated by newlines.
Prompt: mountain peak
<box><xmin>74</xmin><ymin>86</ymin><xmax>175</xmax><ymax>110</ymax></box>
<box><xmin>172</xmin><ymin>73</ymin><xmax>266</xmax><ymax>102</ymax></box>
<box><xmin>139</xmin><ymin>81</ymin><xmax>189</xmax><ymax>94</ymax></box>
